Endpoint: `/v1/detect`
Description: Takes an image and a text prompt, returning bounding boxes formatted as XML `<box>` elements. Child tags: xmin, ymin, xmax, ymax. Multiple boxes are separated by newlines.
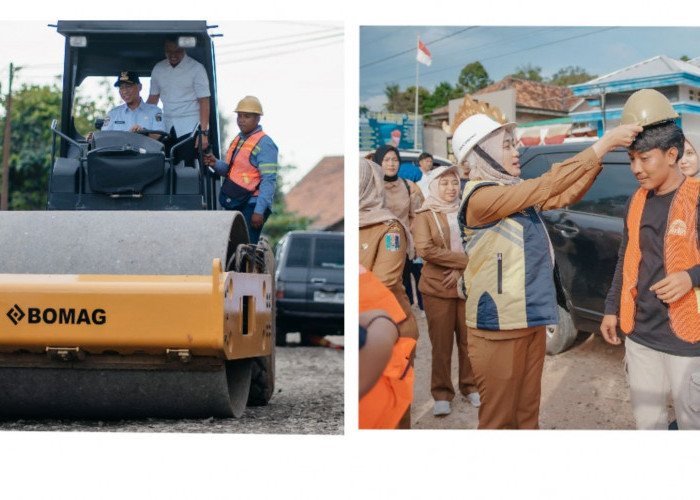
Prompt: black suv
<box><xmin>519</xmin><ymin>141</ymin><xmax>635</xmax><ymax>354</ymax></box>
<box><xmin>274</xmin><ymin>231</ymin><xmax>344</xmax><ymax>345</ymax></box>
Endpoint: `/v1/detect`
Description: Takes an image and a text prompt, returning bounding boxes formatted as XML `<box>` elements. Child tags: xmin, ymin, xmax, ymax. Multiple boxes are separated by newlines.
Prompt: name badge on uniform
<box><xmin>115</xmin><ymin>120</ymin><xmax>126</xmax><ymax>124</ymax></box>
<box><xmin>385</xmin><ymin>233</ymin><xmax>400</xmax><ymax>251</ymax></box>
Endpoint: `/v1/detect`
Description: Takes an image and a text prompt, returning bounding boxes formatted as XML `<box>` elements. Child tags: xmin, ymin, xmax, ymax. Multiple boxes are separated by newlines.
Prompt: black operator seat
<box><xmin>86</xmin><ymin>130</ymin><xmax>166</xmax><ymax>194</ymax></box>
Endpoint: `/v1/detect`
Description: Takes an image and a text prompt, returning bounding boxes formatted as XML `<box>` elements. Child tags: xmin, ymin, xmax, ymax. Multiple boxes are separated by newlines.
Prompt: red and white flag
<box><xmin>416</xmin><ymin>39</ymin><xmax>432</xmax><ymax>66</ymax></box>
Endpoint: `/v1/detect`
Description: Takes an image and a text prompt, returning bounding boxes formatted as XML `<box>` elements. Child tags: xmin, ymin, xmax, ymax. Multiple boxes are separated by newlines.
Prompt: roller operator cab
<box><xmin>0</xmin><ymin>21</ymin><xmax>276</xmax><ymax>420</ymax></box>
<box><xmin>47</xmin><ymin>20</ymin><xmax>221</xmax><ymax>211</ymax></box>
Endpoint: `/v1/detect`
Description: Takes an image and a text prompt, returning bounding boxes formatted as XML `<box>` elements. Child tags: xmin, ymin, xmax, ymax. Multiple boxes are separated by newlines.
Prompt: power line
<box><xmin>215</xmin><ymin>27</ymin><xmax>342</xmax><ymax>50</ymax></box>
<box><xmin>216</xmin><ymin>32</ymin><xmax>343</xmax><ymax>56</ymax></box>
<box><xmin>360</xmin><ymin>26</ymin><xmax>477</xmax><ymax>69</ymax></box>
<box><xmin>366</xmin><ymin>27</ymin><xmax>618</xmax><ymax>92</ymax></box>
<box><xmin>217</xmin><ymin>39</ymin><xmax>342</xmax><ymax>65</ymax></box>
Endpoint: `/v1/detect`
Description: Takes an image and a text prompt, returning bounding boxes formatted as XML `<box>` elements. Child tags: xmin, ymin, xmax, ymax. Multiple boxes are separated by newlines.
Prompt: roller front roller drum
<box><xmin>0</xmin><ymin>211</ymin><xmax>274</xmax><ymax>419</ymax></box>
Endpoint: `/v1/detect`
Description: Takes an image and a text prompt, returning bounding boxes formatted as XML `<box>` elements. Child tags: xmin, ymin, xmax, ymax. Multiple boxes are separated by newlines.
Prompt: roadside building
<box><xmin>570</xmin><ymin>55</ymin><xmax>700</xmax><ymax>143</ymax></box>
<box><xmin>284</xmin><ymin>156</ymin><xmax>344</xmax><ymax>232</ymax></box>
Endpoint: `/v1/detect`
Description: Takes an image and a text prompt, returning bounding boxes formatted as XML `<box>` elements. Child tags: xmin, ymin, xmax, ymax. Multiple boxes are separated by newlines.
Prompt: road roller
<box><xmin>0</xmin><ymin>21</ymin><xmax>275</xmax><ymax>418</ymax></box>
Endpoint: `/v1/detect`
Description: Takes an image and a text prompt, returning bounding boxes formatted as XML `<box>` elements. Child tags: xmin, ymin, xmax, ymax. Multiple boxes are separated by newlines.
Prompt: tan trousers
<box><xmin>467</xmin><ymin>327</ymin><xmax>546</xmax><ymax>429</ymax></box>
<box><xmin>423</xmin><ymin>295</ymin><xmax>477</xmax><ymax>401</ymax></box>
<box><xmin>625</xmin><ymin>338</ymin><xmax>700</xmax><ymax>430</ymax></box>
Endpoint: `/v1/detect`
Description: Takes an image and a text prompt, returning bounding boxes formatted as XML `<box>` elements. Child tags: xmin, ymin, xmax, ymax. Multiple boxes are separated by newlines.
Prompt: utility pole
<box><xmin>1</xmin><ymin>62</ymin><xmax>15</xmax><ymax>211</ymax></box>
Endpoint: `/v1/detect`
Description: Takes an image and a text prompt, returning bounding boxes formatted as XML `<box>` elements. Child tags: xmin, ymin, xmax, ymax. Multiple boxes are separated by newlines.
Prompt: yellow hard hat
<box><xmin>620</xmin><ymin>89</ymin><xmax>678</xmax><ymax>127</ymax></box>
<box><xmin>235</xmin><ymin>95</ymin><xmax>263</xmax><ymax>115</ymax></box>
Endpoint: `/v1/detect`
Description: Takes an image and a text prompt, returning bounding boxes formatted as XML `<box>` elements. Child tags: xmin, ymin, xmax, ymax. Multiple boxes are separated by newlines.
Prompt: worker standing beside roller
<box><xmin>203</xmin><ymin>96</ymin><xmax>278</xmax><ymax>244</ymax></box>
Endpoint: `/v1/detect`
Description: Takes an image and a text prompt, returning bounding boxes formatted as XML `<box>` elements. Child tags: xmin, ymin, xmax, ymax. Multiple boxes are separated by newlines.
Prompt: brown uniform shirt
<box><xmin>466</xmin><ymin>147</ymin><xmax>602</xmax><ymax>227</ymax></box>
<box><xmin>360</xmin><ymin>221</ymin><xmax>419</xmax><ymax>339</ymax></box>
<box><xmin>413</xmin><ymin>210</ymin><xmax>468</xmax><ymax>298</ymax></box>
<box><xmin>464</xmin><ymin>147</ymin><xmax>602</xmax><ymax>339</ymax></box>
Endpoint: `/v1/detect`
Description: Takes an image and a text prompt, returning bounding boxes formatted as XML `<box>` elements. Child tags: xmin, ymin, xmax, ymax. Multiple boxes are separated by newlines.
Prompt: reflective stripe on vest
<box><xmin>225</xmin><ymin>130</ymin><xmax>266</xmax><ymax>196</ymax></box>
<box><xmin>620</xmin><ymin>178</ymin><xmax>700</xmax><ymax>342</ymax></box>
<box><xmin>458</xmin><ymin>180</ymin><xmax>558</xmax><ymax>330</ymax></box>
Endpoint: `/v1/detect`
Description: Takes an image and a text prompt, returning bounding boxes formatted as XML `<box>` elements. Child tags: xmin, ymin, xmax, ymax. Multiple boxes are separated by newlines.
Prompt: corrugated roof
<box><xmin>585</xmin><ymin>55</ymin><xmax>700</xmax><ymax>85</ymax></box>
<box><xmin>284</xmin><ymin>156</ymin><xmax>344</xmax><ymax>230</ymax></box>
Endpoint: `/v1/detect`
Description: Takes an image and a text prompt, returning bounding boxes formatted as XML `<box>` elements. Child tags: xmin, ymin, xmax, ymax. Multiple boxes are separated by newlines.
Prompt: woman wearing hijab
<box><xmin>359</xmin><ymin>158</ymin><xmax>418</xmax><ymax>341</ymax></box>
<box><xmin>679</xmin><ymin>138</ymin><xmax>700</xmax><ymax>179</ymax></box>
<box><xmin>413</xmin><ymin>165</ymin><xmax>479</xmax><ymax>417</ymax></box>
<box><xmin>372</xmin><ymin>146</ymin><xmax>424</xmax><ymax>312</ymax></box>
<box><xmin>454</xmin><ymin>114</ymin><xmax>641</xmax><ymax>429</ymax></box>
<box><xmin>359</xmin><ymin>157</ymin><xmax>419</xmax><ymax>428</ymax></box>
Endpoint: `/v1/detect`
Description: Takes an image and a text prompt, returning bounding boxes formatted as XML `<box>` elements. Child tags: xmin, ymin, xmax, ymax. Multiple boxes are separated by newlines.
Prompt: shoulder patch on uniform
<box><xmin>103</xmin><ymin>116</ymin><xmax>111</xmax><ymax>126</ymax></box>
<box><xmin>155</xmin><ymin>113</ymin><xmax>162</xmax><ymax>122</ymax></box>
<box><xmin>385</xmin><ymin>232</ymin><xmax>401</xmax><ymax>251</ymax></box>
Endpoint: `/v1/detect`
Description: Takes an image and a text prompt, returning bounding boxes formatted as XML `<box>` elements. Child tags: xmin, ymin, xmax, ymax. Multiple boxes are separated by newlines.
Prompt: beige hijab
<box><xmin>417</xmin><ymin>166</ymin><xmax>463</xmax><ymax>253</ymax></box>
<box><xmin>359</xmin><ymin>158</ymin><xmax>414</xmax><ymax>256</ymax></box>
<box><xmin>417</xmin><ymin>166</ymin><xmax>460</xmax><ymax>214</ymax></box>
<box><xmin>466</xmin><ymin>126</ymin><xmax>521</xmax><ymax>186</ymax></box>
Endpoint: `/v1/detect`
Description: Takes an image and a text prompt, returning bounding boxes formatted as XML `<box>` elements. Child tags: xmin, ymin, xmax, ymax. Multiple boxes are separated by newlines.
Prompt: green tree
<box><xmin>549</xmin><ymin>66</ymin><xmax>597</xmax><ymax>86</ymax></box>
<box><xmin>263</xmin><ymin>163</ymin><xmax>312</xmax><ymax>248</ymax></box>
<box><xmin>423</xmin><ymin>81</ymin><xmax>463</xmax><ymax>114</ymax></box>
<box><xmin>681</xmin><ymin>55</ymin><xmax>691</xmax><ymax>62</ymax></box>
<box><xmin>0</xmin><ymin>83</ymin><xmax>97</xmax><ymax>209</ymax></box>
<box><xmin>512</xmin><ymin>63</ymin><xmax>544</xmax><ymax>82</ymax></box>
<box><xmin>456</xmin><ymin>61</ymin><xmax>492</xmax><ymax>95</ymax></box>
<box><xmin>384</xmin><ymin>84</ymin><xmax>430</xmax><ymax>114</ymax></box>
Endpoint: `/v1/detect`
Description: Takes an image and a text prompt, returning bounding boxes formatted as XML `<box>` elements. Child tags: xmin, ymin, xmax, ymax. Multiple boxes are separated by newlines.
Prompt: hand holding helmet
<box><xmin>592</xmin><ymin>123</ymin><xmax>644</xmax><ymax>159</ymax></box>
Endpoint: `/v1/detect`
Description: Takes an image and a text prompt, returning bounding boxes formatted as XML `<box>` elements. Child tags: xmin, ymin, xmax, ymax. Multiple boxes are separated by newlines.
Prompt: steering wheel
<box><xmin>135</xmin><ymin>129</ymin><xmax>170</xmax><ymax>142</ymax></box>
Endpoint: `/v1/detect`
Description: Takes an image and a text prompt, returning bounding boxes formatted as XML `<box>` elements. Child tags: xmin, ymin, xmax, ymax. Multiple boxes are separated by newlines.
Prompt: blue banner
<box><xmin>360</xmin><ymin>111</ymin><xmax>423</xmax><ymax>150</ymax></box>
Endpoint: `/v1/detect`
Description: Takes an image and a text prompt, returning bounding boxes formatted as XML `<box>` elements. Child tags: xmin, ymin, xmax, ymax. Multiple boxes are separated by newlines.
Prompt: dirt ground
<box><xmin>410</xmin><ymin>308</ymin><xmax>645</xmax><ymax>430</ymax></box>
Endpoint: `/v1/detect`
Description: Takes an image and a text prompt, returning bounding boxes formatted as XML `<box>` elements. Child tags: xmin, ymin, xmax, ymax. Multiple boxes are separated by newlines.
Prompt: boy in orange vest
<box><xmin>601</xmin><ymin>89</ymin><xmax>700</xmax><ymax>430</ymax></box>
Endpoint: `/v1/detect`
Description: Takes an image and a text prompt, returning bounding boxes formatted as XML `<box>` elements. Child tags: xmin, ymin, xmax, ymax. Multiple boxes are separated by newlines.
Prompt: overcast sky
<box><xmin>360</xmin><ymin>26</ymin><xmax>700</xmax><ymax>109</ymax></box>
<box><xmin>0</xmin><ymin>20</ymin><xmax>343</xmax><ymax>188</ymax></box>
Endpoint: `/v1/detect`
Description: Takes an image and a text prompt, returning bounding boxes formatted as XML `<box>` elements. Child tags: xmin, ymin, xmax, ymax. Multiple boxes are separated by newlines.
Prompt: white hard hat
<box><xmin>452</xmin><ymin>114</ymin><xmax>516</xmax><ymax>164</ymax></box>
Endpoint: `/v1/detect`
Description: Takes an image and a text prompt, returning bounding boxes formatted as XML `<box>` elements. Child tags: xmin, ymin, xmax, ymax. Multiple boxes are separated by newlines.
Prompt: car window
<box><xmin>313</xmin><ymin>237</ymin><xmax>344</xmax><ymax>269</ymax></box>
<box><xmin>569</xmin><ymin>161</ymin><xmax>637</xmax><ymax>217</ymax></box>
<box><xmin>520</xmin><ymin>149</ymin><xmax>635</xmax><ymax>217</ymax></box>
<box><xmin>286</xmin><ymin>238</ymin><xmax>311</xmax><ymax>267</ymax></box>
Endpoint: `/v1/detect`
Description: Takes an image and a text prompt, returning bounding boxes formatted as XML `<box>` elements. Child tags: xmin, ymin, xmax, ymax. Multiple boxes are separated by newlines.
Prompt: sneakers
<box><xmin>433</xmin><ymin>400</ymin><xmax>451</xmax><ymax>416</ymax></box>
<box><xmin>466</xmin><ymin>392</ymin><xmax>481</xmax><ymax>408</ymax></box>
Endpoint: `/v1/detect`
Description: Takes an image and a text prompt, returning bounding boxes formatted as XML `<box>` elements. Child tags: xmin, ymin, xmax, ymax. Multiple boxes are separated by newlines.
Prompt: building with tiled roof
<box><xmin>284</xmin><ymin>156</ymin><xmax>344</xmax><ymax>232</ymax></box>
<box><xmin>474</xmin><ymin>76</ymin><xmax>585</xmax><ymax>122</ymax></box>
<box><xmin>424</xmin><ymin>76</ymin><xmax>590</xmax><ymax>152</ymax></box>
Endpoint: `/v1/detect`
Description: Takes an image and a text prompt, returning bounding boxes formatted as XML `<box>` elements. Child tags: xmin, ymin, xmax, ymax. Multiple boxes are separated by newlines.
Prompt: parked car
<box><xmin>360</xmin><ymin>149</ymin><xmax>452</xmax><ymax>169</ymax></box>
<box><xmin>274</xmin><ymin>231</ymin><xmax>344</xmax><ymax>346</ymax></box>
<box><xmin>519</xmin><ymin>141</ymin><xmax>634</xmax><ymax>354</ymax></box>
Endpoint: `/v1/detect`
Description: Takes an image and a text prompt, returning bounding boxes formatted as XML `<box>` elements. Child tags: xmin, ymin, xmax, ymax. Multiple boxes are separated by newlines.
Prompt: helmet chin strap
<box><xmin>474</xmin><ymin>144</ymin><xmax>511</xmax><ymax>176</ymax></box>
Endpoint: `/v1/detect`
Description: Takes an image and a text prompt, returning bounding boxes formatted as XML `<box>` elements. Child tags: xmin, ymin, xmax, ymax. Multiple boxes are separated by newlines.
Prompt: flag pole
<box><xmin>414</xmin><ymin>36</ymin><xmax>420</xmax><ymax>149</ymax></box>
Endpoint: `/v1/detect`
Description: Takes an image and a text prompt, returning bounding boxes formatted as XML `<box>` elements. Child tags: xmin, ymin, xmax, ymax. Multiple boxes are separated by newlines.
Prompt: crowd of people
<box><xmin>359</xmin><ymin>88</ymin><xmax>700</xmax><ymax>431</ymax></box>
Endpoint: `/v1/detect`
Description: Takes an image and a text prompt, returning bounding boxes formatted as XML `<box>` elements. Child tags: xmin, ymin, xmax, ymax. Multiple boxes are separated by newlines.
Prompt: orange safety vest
<box><xmin>358</xmin><ymin>266</ymin><xmax>415</xmax><ymax>429</ymax></box>
<box><xmin>225</xmin><ymin>130</ymin><xmax>266</xmax><ymax>196</ymax></box>
<box><xmin>359</xmin><ymin>265</ymin><xmax>406</xmax><ymax>323</ymax></box>
<box><xmin>620</xmin><ymin>177</ymin><xmax>700</xmax><ymax>342</ymax></box>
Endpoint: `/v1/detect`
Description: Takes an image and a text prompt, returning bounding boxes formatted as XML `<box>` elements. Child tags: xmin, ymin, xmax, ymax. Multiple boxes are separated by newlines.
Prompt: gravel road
<box><xmin>0</xmin><ymin>335</ymin><xmax>344</xmax><ymax>434</ymax></box>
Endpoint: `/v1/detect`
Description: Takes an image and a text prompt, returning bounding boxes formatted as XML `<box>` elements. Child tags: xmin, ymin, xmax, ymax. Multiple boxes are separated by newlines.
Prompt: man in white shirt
<box><xmin>147</xmin><ymin>36</ymin><xmax>210</xmax><ymax>165</ymax></box>
<box><xmin>416</xmin><ymin>151</ymin><xmax>435</xmax><ymax>197</ymax></box>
